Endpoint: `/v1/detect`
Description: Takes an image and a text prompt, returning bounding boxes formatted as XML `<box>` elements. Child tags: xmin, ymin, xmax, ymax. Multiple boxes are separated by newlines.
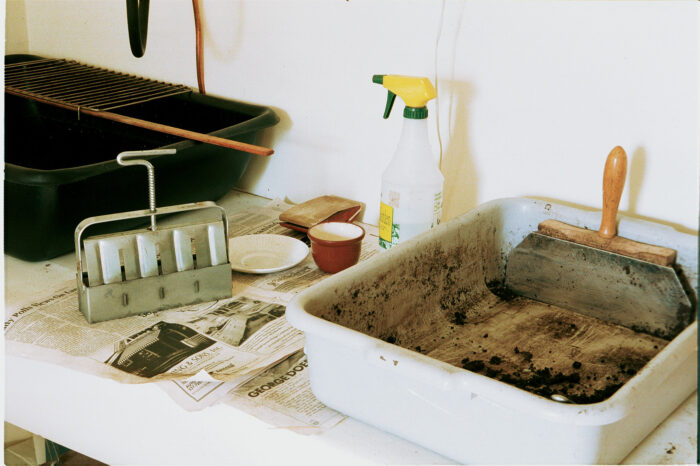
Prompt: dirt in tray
<box><xmin>423</xmin><ymin>295</ymin><xmax>667</xmax><ymax>404</ymax></box>
<box><xmin>312</xmin><ymin>242</ymin><xmax>669</xmax><ymax>405</ymax></box>
<box><xmin>331</xmin><ymin>290</ymin><xmax>665</xmax><ymax>404</ymax></box>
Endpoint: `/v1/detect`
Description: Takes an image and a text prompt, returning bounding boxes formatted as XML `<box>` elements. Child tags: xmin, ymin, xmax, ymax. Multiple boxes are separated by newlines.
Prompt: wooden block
<box><xmin>279</xmin><ymin>195</ymin><xmax>363</xmax><ymax>230</ymax></box>
<box><xmin>538</xmin><ymin>219</ymin><xmax>677</xmax><ymax>266</ymax></box>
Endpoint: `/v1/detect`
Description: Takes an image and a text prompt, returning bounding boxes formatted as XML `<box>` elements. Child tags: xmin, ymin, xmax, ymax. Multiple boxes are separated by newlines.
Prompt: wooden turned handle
<box><xmin>599</xmin><ymin>146</ymin><xmax>627</xmax><ymax>239</ymax></box>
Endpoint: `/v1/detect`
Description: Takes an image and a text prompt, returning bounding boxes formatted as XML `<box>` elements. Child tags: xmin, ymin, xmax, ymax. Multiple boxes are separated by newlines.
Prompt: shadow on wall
<box><xmin>526</xmin><ymin>146</ymin><xmax>696</xmax><ymax>235</ymax></box>
<box><xmin>525</xmin><ymin>195</ymin><xmax>697</xmax><ymax>236</ymax></box>
<box><xmin>627</xmin><ymin>146</ymin><xmax>646</xmax><ymax>216</ymax></box>
<box><xmin>440</xmin><ymin>79</ymin><xmax>476</xmax><ymax>222</ymax></box>
<box><xmin>239</xmin><ymin>105</ymin><xmax>293</xmax><ymax>190</ymax></box>
<box><xmin>201</xmin><ymin>0</ymin><xmax>244</xmax><ymax>62</ymax></box>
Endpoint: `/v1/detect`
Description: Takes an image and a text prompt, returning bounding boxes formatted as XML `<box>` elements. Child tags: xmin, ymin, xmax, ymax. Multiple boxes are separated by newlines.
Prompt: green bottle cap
<box><xmin>404</xmin><ymin>106</ymin><xmax>428</xmax><ymax>119</ymax></box>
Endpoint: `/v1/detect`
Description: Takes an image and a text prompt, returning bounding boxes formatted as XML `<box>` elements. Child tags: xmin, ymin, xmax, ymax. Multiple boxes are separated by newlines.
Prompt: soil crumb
<box><xmin>486</xmin><ymin>279</ymin><xmax>518</xmax><ymax>301</ymax></box>
<box><xmin>461</xmin><ymin>358</ymin><xmax>485</xmax><ymax>372</ymax></box>
<box><xmin>451</xmin><ymin>311</ymin><xmax>466</xmax><ymax>326</ymax></box>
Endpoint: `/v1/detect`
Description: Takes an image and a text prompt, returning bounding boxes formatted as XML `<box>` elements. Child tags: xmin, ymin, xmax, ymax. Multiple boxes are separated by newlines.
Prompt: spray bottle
<box><xmin>373</xmin><ymin>74</ymin><xmax>443</xmax><ymax>250</ymax></box>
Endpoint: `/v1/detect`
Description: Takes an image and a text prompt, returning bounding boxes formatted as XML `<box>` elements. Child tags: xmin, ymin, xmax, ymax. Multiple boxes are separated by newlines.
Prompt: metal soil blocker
<box><xmin>506</xmin><ymin>147</ymin><xmax>694</xmax><ymax>340</ymax></box>
<box><xmin>75</xmin><ymin>149</ymin><xmax>233</xmax><ymax>323</ymax></box>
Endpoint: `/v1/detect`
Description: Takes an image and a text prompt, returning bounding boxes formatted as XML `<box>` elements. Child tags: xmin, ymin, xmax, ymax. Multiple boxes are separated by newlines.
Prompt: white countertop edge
<box><xmin>5</xmin><ymin>354</ymin><xmax>454</xmax><ymax>465</ymax></box>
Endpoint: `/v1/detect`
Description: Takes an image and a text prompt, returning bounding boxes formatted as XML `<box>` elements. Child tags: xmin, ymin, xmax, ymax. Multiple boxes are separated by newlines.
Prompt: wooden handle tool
<box><xmin>506</xmin><ymin>145</ymin><xmax>692</xmax><ymax>340</ymax></box>
<box><xmin>599</xmin><ymin>146</ymin><xmax>627</xmax><ymax>238</ymax></box>
<box><xmin>536</xmin><ymin>146</ymin><xmax>676</xmax><ymax>266</ymax></box>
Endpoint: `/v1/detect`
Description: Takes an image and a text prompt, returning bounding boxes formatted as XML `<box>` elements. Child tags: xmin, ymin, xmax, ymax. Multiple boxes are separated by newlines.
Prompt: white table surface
<box><xmin>4</xmin><ymin>190</ymin><xmax>697</xmax><ymax>465</ymax></box>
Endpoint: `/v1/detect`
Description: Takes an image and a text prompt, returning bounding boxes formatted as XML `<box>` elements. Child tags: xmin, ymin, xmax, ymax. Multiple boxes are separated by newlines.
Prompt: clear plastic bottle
<box><xmin>373</xmin><ymin>75</ymin><xmax>443</xmax><ymax>250</ymax></box>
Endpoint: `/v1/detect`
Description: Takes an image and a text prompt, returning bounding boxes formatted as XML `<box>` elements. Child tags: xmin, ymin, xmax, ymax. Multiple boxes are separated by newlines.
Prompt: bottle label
<box><xmin>379</xmin><ymin>202</ymin><xmax>396</xmax><ymax>246</ymax></box>
<box><xmin>433</xmin><ymin>191</ymin><xmax>443</xmax><ymax>227</ymax></box>
<box><xmin>379</xmin><ymin>189</ymin><xmax>442</xmax><ymax>251</ymax></box>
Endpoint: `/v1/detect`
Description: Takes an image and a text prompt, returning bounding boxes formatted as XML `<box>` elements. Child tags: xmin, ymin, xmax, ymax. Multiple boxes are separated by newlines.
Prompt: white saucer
<box><xmin>229</xmin><ymin>234</ymin><xmax>309</xmax><ymax>274</ymax></box>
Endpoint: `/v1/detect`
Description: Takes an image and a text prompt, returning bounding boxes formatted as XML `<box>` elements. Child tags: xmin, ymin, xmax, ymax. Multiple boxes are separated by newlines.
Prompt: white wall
<box><xmin>6</xmin><ymin>0</ymin><xmax>698</xmax><ymax>231</ymax></box>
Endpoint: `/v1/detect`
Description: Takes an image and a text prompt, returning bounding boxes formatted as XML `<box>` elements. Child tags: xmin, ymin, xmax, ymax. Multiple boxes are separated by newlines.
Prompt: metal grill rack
<box><xmin>5</xmin><ymin>58</ymin><xmax>191</xmax><ymax>112</ymax></box>
<box><xmin>4</xmin><ymin>58</ymin><xmax>274</xmax><ymax>155</ymax></box>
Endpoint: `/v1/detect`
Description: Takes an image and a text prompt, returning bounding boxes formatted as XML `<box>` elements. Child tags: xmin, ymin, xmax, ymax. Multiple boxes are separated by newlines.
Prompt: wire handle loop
<box><xmin>116</xmin><ymin>149</ymin><xmax>176</xmax><ymax>231</ymax></box>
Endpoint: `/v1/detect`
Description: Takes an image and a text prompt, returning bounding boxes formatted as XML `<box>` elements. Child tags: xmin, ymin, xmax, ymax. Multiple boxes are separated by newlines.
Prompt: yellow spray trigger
<box><xmin>372</xmin><ymin>75</ymin><xmax>436</xmax><ymax>119</ymax></box>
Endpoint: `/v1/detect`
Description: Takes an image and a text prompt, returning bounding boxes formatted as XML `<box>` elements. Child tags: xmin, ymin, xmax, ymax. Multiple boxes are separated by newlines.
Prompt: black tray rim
<box><xmin>4</xmin><ymin>54</ymin><xmax>280</xmax><ymax>184</ymax></box>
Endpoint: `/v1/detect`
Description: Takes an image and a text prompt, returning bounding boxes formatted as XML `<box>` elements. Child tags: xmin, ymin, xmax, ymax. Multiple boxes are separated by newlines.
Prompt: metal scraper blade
<box><xmin>505</xmin><ymin>232</ymin><xmax>693</xmax><ymax>340</ymax></box>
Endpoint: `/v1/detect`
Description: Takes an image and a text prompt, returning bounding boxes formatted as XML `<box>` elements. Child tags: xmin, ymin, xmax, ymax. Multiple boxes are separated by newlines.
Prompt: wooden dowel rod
<box><xmin>5</xmin><ymin>89</ymin><xmax>274</xmax><ymax>156</ymax></box>
<box><xmin>89</xmin><ymin>110</ymin><xmax>273</xmax><ymax>156</ymax></box>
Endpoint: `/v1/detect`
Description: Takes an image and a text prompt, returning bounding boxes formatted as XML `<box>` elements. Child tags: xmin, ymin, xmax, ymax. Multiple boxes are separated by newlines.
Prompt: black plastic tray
<box><xmin>4</xmin><ymin>54</ymin><xmax>279</xmax><ymax>261</ymax></box>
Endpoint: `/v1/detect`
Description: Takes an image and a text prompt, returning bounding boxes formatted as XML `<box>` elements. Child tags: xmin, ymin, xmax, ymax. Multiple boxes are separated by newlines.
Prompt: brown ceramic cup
<box><xmin>307</xmin><ymin>222</ymin><xmax>365</xmax><ymax>273</ymax></box>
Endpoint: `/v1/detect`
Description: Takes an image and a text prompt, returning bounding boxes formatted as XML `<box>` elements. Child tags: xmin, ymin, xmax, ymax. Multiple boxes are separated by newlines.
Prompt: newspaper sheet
<box><xmin>5</xmin><ymin>288</ymin><xmax>304</xmax><ymax>383</ymax></box>
<box><xmin>159</xmin><ymin>350</ymin><xmax>347</xmax><ymax>435</ymax></box>
<box><xmin>161</xmin><ymin>199</ymin><xmax>377</xmax><ymax>423</ymax></box>
<box><xmin>227</xmin><ymin>198</ymin><xmax>307</xmax><ymax>238</ymax></box>
<box><xmin>224</xmin><ymin>350</ymin><xmax>346</xmax><ymax>433</ymax></box>
<box><xmin>6</xmin><ymin>198</ymin><xmax>372</xmax><ymax>429</ymax></box>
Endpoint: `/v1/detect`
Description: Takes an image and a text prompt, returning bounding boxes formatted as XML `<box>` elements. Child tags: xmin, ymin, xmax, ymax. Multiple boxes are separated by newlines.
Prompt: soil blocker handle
<box><xmin>117</xmin><ymin>149</ymin><xmax>176</xmax><ymax>231</ymax></box>
<box><xmin>599</xmin><ymin>146</ymin><xmax>627</xmax><ymax>239</ymax></box>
